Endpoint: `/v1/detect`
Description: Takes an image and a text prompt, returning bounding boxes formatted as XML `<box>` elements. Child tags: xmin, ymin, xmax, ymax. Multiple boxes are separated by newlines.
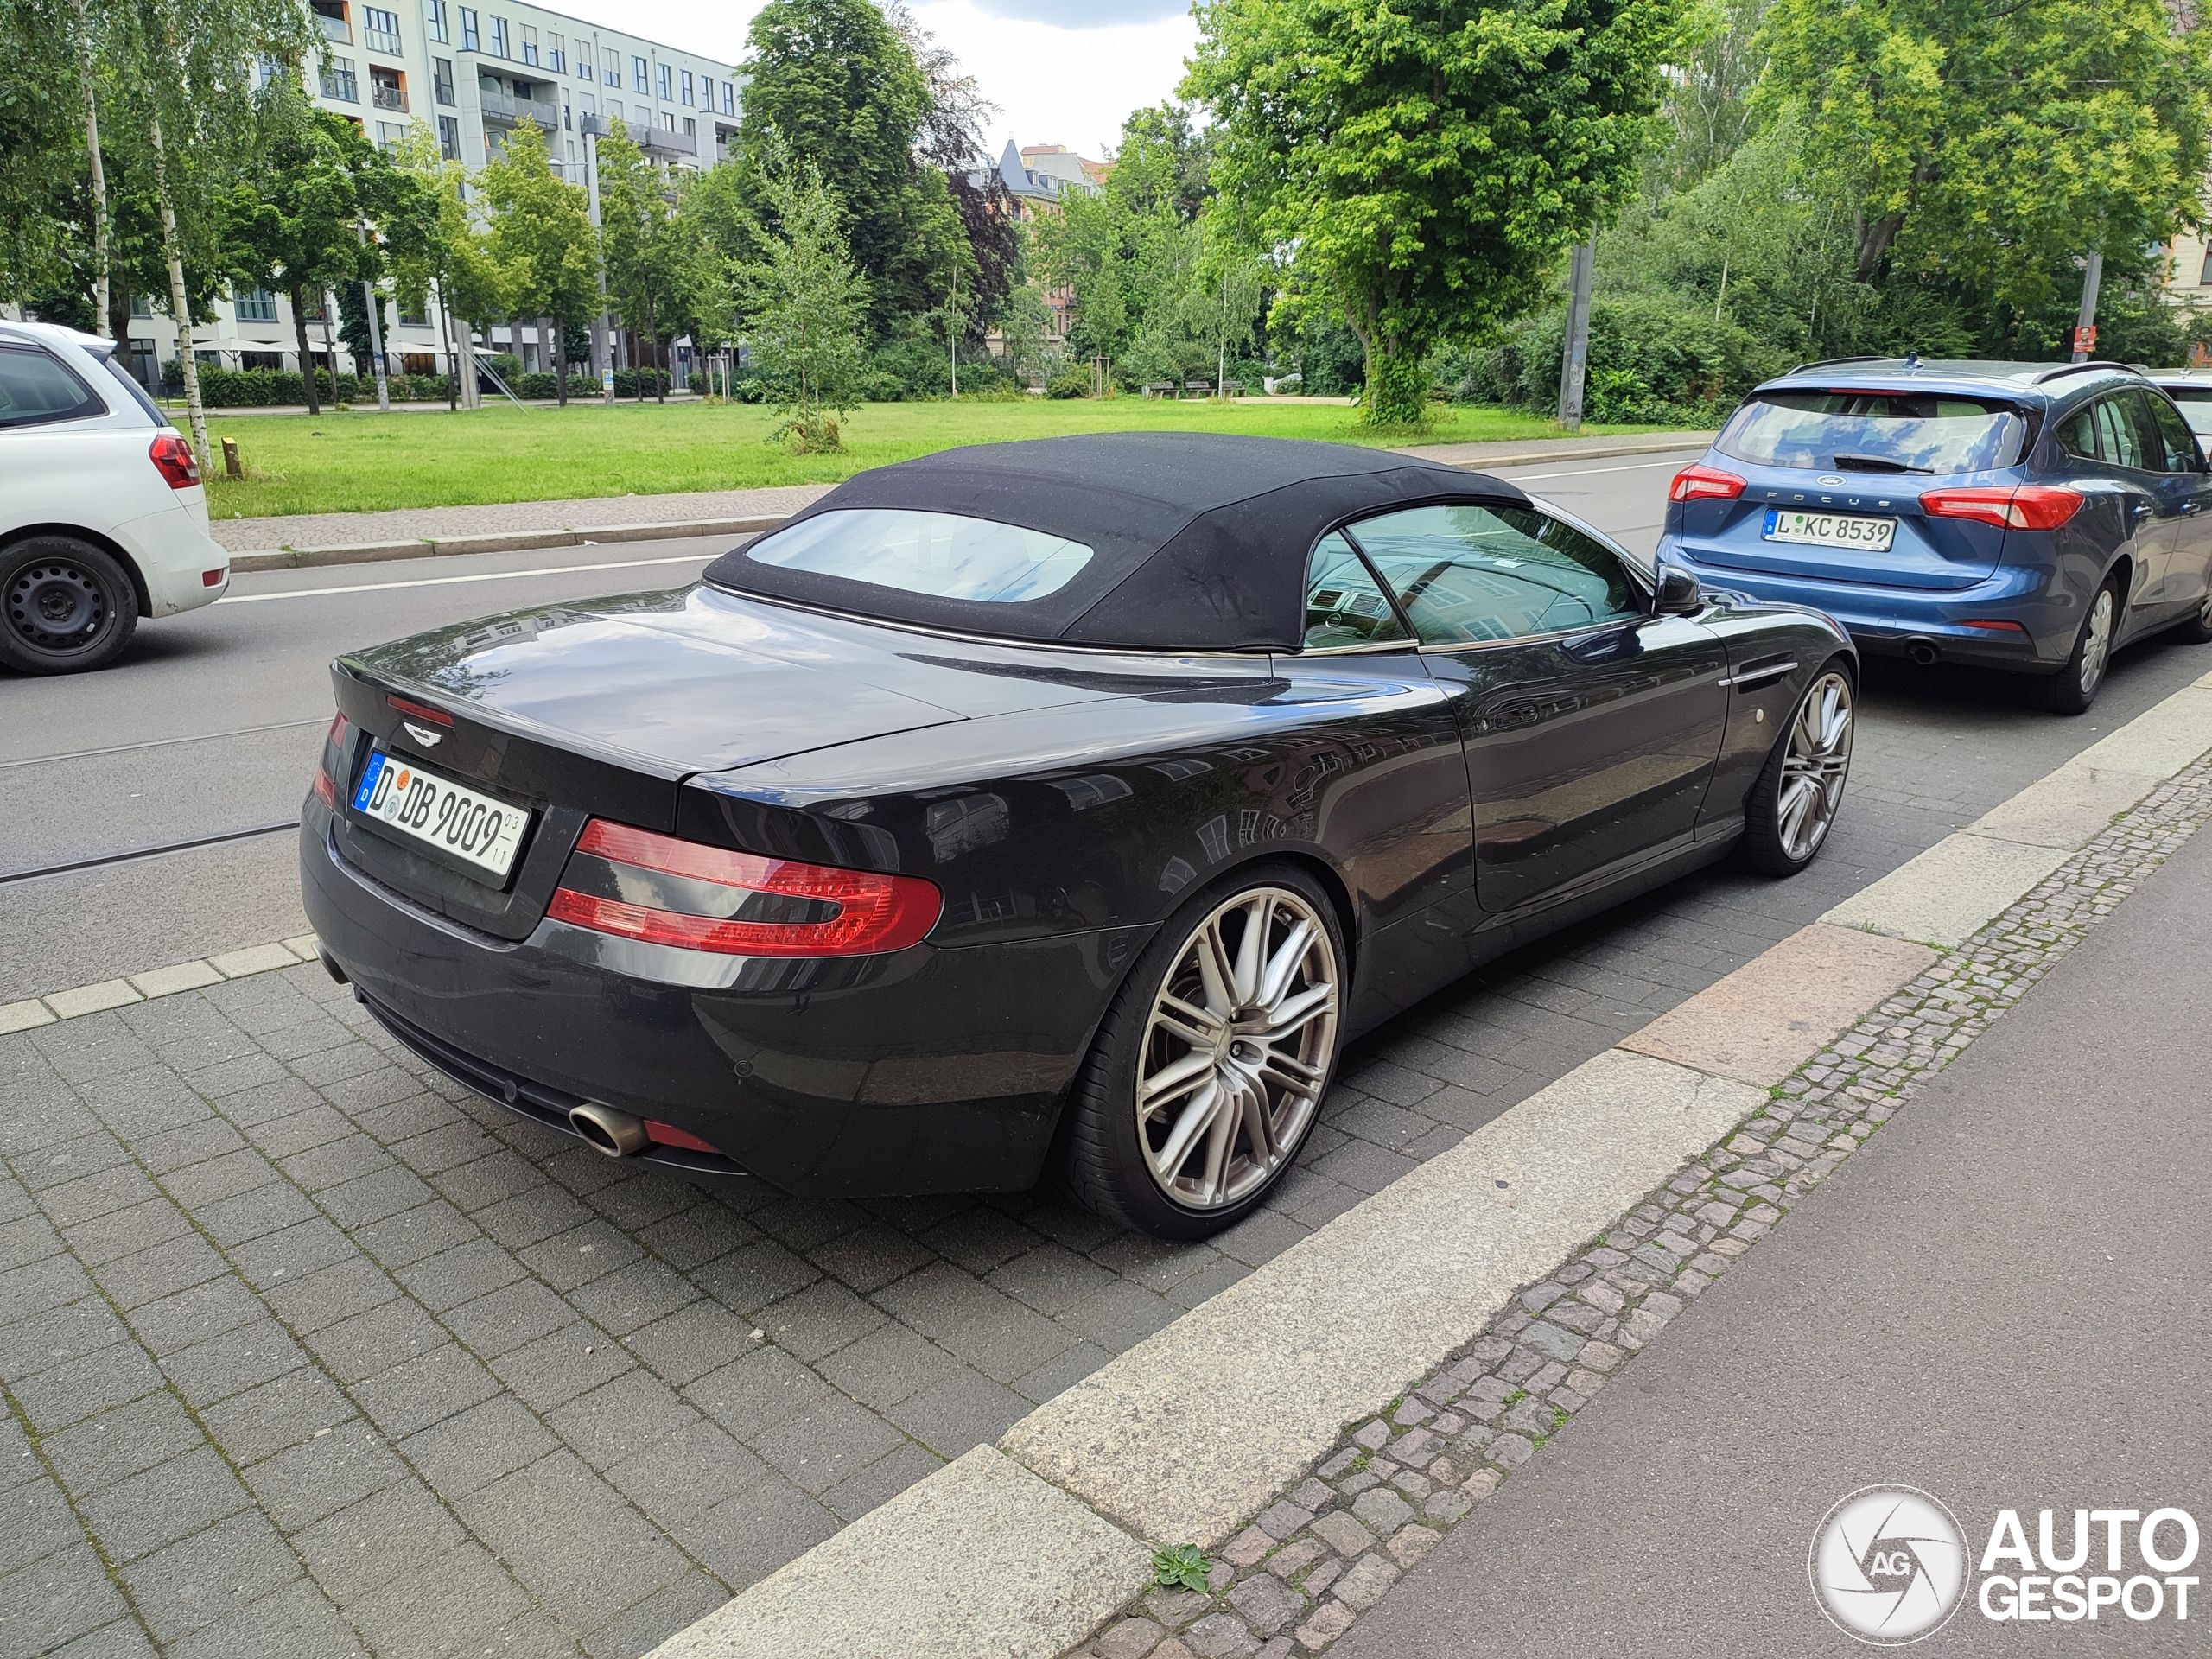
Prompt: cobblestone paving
<box><xmin>0</xmin><ymin>677</ymin><xmax>2184</xmax><ymax>1656</ymax></box>
<box><xmin>1064</xmin><ymin>754</ymin><xmax>2212</xmax><ymax>1659</ymax></box>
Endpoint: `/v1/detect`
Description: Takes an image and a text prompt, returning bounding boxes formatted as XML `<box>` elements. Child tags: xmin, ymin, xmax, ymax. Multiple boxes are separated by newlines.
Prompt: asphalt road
<box><xmin>1335</xmin><ymin>760</ymin><xmax>2212</xmax><ymax>1658</ymax></box>
<box><xmin>3</xmin><ymin>447</ymin><xmax>2208</xmax><ymax>1001</ymax></box>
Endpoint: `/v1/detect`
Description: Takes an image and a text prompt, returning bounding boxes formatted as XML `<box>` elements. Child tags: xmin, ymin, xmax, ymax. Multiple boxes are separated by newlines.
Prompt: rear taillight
<box><xmin>149</xmin><ymin>431</ymin><xmax>199</xmax><ymax>489</ymax></box>
<box><xmin>1920</xmin><ymin>485</ymin><xmax>2083</xmax><ymax>531</ymax></box>
<box><xmin>313</xmin><ymin>712</ymin><xmax>351</xmax><ymax>808</ymax></box>
<box><xmin>1669</xmin><ymin>463</ymin><xmax>1746</xmax><ymax>503</ymax></box>
<box><xmin>388</xmin><ymin>694</ymin><xmax>454</xmax><ymax>727</ymax></box>
<box><xmin>550</xmin><ymin>818</ymin><xmax>942</xmax><ymax>957</ymax></box>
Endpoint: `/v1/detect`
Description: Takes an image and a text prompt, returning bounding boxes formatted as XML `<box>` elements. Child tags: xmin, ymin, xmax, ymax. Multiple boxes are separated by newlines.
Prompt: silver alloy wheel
<box><xmin>1137</xmin><ymin>886</ymin><xmax>1339</xmax><ymax>1211</ymax></box>
<box><xmin>1778</xmin><ymin>671</ymin><xmax>1853</xmax><ymax>861</ymax></box>
<box><xmin>2079</xmin><ymin>587</ymin><xmax>2115</xmax><ymax>696</ymax></box>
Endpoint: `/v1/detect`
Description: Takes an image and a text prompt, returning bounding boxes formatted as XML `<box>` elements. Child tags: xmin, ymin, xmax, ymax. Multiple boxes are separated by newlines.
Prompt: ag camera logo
<box><xmin>1809</xmin><ymin>1485</ymin><xmax>1969</xmax><ymax>1645</ymax></box>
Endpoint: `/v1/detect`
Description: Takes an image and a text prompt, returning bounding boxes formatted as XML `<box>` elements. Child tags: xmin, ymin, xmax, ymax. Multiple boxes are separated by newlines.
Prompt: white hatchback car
<box><xmin>0</xmin><ymin>319</ymin><xmax>231</xmax><ymax>674</ymax></box>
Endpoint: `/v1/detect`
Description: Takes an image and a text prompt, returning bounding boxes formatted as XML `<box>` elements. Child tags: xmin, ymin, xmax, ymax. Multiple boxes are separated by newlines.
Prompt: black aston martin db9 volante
<box><xmin>302</xmin><ymin>435</ymin><xmax>1855</xmax><ymax>1238</ymax></box>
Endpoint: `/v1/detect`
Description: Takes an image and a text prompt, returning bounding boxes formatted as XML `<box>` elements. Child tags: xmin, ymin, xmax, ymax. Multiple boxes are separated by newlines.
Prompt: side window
<box><xmin>2094</xmin><ymin>396</ymin><xmax>2149</xmax><ymax>471</ymax></box>
<box><xmin>2139</xmin><ymin>391</ymin><xmax>2202</xmax><ymax>474</ymax></box>
<box><xmin>0</xmin><ymin>344</ymin><xmax>105</xmax><ymax>429</ymax></box>
<box><xmin>1302</xmin><ymin>532</ymin><xmax>1408</xmax><ymax>649</ymax></box>
<box><xmin>1346</xmin><ymin>503</ymin><xmax>1643</xmax><ymax>646</ymax></box>
<box><xmin>2054</xmin><ymin>403</ymin><xmax>2101</xmax><ymax>461</ymax></box>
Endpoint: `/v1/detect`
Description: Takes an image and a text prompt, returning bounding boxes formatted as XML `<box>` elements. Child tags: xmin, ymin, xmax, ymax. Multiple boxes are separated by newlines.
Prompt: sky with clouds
<box><xmin>569</xmin><ymin>0</ymin><xmax>1198</xmax><ymax>161</ymax></box>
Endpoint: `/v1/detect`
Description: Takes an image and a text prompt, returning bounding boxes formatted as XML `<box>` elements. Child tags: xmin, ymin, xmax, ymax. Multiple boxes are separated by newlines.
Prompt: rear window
<box><xmin>0</xmin><ymin>343</ymin><xmax>105</xmax><ymax>429</ymax></box>
<box><xmin>96</xmin><ymin>352</ymin><xmax>164</xmax><ymax>425</ymax></box>
<box><xmin>2162</xmin><ymin>385</ymin><xmax>2212</xmax><ymax>437</ymax></box>
<box><xmin>1716</xmin><ymin>390</ymin><xmax>2028</xmax><ymax>474</ymax></box>
<box><xmin>742</xmin><ymin>508</ymin><xmax>1094</xmax><ymax>604</ymax></box>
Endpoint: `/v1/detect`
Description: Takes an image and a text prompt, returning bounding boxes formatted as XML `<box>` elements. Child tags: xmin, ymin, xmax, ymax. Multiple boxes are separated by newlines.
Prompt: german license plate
<box><xmin>1763</xmin><ymin>508</ymin><xmax>1896</xmax><ymax>551</ymax></box>
<box><xmin>351</xmin><ymin>751</ymin><xmax>528</xmax><ymax>878</ymax></box>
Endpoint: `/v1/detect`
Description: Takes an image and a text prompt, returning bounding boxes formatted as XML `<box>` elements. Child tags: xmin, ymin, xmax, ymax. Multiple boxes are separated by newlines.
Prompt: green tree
<box><xmin>738</xmin><ymin>0</ymin><xmax>964</xmax><ymax>333</ymax></box>
<box><xmin>1184</xmin><ymin>213</ymin><xmax>1271</xmax><ymax>395</ymax></box>
<box><xmin>386</xmin><ymin>121</ymin><xmax>500</xmax><ymax>408</ymax></box>
<box><xmin>1187</xmin><ymin>0</ymin><xmax>1693</xmax><ymax>424</ymax></box>
<box><xmin>108</xmin><ymin>0</ymin><xmax>316</xmax><ymax>466</ymax></box>
<box><xmin>595</xmin><ymin>122</ymin><xmax>683</xmax><ymax>402</ymax></box>
<box><xmin>1039</xmin><ymin>109</ymin><xmax>1198</xmax><ymax>376</ymax></box>
<box><xmin>0</xmin><ymin>0</ymin><xmax>90</xmax><ymax>307</ymax></box>
<box><xmin>1758</xmin><ymin>0</ymin><xmax>2212</xmax><ymax>313</ymax></box>
<box><xmin>741</xmin><ymin>138</ymin><xmax>868</xmax><ymax>451</ymax></box>
<box><xmin>221</xmin><ymin>92</ymin><xmax>383</xmax><ymax>414</ymax></box>
<box><xmin>477</xmin><ymin>119</ymin><xmax>597</xmax><ymax>404</ymax></box>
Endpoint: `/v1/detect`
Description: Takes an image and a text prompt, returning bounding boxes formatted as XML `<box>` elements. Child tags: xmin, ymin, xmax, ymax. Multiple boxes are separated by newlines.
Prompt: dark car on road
<box><xmin>302</xmin><ymin>435</ymin><xmax>1854</xmax><ymax>1238</ymax></box>
<box><xmin>1656</xmin><ymin>359</ymin><xmax>2212</xmax><ymax>713</ymax></box>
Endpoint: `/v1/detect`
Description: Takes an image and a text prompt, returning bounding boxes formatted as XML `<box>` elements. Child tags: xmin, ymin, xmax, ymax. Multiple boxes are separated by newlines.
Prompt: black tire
<box><xmin>2172</xmin><ymin>589</ymin><xmax>2212</xmax><ymax>646</ymax></box>
<box><xmin>1737</xmin><ymin>657</ymin><xmax>1855</xmax><ymax>877</ymax></box>
<box><xmin>2036</xmin><ymin>576</ymin><xmax>2120</xmax><ymax>715</ymax></box>
<box><xmin>1060</xmin><ymin>861</ymin><xmax>1349</xmax><ymax>1240</ymax></box>
<box><xmin>0</xmin><ymin>536</ymin><xmax>139</xmax><ymax>675</ymax></box>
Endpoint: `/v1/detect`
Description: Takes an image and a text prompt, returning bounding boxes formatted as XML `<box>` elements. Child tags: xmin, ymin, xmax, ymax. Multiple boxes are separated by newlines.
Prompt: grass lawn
<box><xmin>190</xmin><ymin>397</ymin><xmax>1669</xmax><ymax>520</ymax></box>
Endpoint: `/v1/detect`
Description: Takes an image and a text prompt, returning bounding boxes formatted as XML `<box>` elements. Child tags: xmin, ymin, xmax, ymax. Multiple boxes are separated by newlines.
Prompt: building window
<box><xmin>437</xmin><ymin>113</ymin><xmax>460</xmax><ymax>159</ymax></box>
<box><xmin>604</xmin><ymin>60</ymin><xmax>617</xmax><ymax>86</ymax></box>
<box><xmin>320</xmin><ymin>57</ymin><xmax>359</xmax><ymax>101</ymax></box>
<box><xmin>681</xmin><ymin>116</ymin><xmax>695</xmax><ymax>140</ymax></box>
<box><xmin>658</xmin><ymin>109</ymin><xmax>674</xmax><ymax>131</ymax></box>
<box><xmin>487</xmin><ymin>15</ymin><xmax>506</xmax><ymax>56</ymax></box>
<box><xmin>130</xmin><ymin>295</ymin><xmax>152</xmax><ymax>318</ymax></box>
<box><xmin>548</xmin><ymin>34</ymin><xmax>563</xmax><ymax>72</ymax></box>
<box><xmin>235</xmin><ymin>287</ymin><xmax>279</xmax><ymax>323</ymax></box>
<box><xmin>656</xmin><ymin>62</ymin><xmax>671</xmax><ymax>100</ymax></box>
<box><xmin>575</xmin><ymin>54</ymin><xmax>589</xmax><ymax>79</ymax></box>
<box><xmin>561</xmin><ymin>96</ymin><xmax>570</xmax><ymax>130</ymax></box>
<box><xmin>578</xmin><ymin>91</ymin><xmax>593</xmax><ymax>118</ymax></box>
<box><xmin>370</xmin><ymin>64</ymin><xmax>404</xmax><ymax>110</ymax></box>
<box><xmin>632</xmin><ymin>55</ymin><xmax>647</xmax><ymax>92</ymax></box>
<box><xmin>721</xmin><ymin>80</ymin><xmax>734</xmax><ymax>116</ymax></box>
<box><xmin>363</xmin><ymin>6</ymin><xmax>399</xmax><ymax>52</ymax></box>
<box><xmin>433</xmin><ymin>57</ymin><xmax>454</xmax><ymax>103</ymax></box>
<box><xmin>632</xmin><ymin>103</ymin><xmax>649</xmax><ymax>130</ymax></box>
<box><xmin>375</xmin><ymin>120</ymin><xmax>405</xmax><ymax>150</ymax></box>
<box><xmin>680</xmin><ymin>69</ymin><xmax>693</xmax><ymax>106</ymax></box>
<box><xmin>519</xmin><ymin>23</ymin><xmax>536</xmax><ymax>64</ymax></box>
<box><xmin>240</xmin><ymin>350</ymin><xmax>284</xmax><ymax>371</ymax></box>
<box><xmin>424</xmin><ymin>0</ymin><xmax>445</xmax><ymax>41</ymax></box>
<box><xmin>458</xmin><ymin>6</ymin><xmax>477</xmax><ymax>50</ymax></box>
<box><xmin>2200</xmin><ymin>251</ymin><xmax>2212</xmax><ymax>288</ymax></box>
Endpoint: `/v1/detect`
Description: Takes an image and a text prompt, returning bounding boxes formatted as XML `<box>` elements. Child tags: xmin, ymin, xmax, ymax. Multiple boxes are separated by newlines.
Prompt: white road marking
<box><xmin>1498</xmin><ymin>457</ymin><xmax>1694</xmax><ymax>483</ymax></box>
<box><xmin>217</xmin><ymin>550</ymin><xmax>719</xmax><ymax>605</ymax></box>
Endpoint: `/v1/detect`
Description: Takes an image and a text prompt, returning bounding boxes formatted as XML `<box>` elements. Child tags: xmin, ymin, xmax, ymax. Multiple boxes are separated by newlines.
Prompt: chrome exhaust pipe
<box><xmin>1902</xmin><ymin>637</ymin><xmax>1940</xmax><ymax>666</ymax></box>
<box><xmin>569</xmin><ymin>1102</ymin><xmax>649</xmax><ymax>1158</ymax></box>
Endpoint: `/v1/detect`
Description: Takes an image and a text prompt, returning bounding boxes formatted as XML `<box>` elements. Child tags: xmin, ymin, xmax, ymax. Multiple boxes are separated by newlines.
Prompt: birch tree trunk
<box><xmin>146</xmin><ymin>105</ymin><xmax>210</xmax><ymax>472</ymax></box>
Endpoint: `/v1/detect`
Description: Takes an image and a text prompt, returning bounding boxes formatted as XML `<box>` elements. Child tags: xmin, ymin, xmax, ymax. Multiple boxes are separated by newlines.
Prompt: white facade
<box><xmin>125</xmin><ymin>0</ymin><xmax>741</xmax><ymax>390</ymax></box>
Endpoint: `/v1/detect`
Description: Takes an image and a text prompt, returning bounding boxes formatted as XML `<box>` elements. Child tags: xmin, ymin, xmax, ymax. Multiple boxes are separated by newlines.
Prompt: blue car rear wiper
<box><xmin>1830</xmin><ymin>454</ymin><xmax>1929</xmax><ymax>474</ymax></box>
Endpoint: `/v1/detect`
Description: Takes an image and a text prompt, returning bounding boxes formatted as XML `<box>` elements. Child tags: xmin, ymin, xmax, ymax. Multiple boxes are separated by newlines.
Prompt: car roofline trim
<box><xmin>702</xmin><ymin>582</ymin><xmax>1280</xmax><ymax>660</ymax></box>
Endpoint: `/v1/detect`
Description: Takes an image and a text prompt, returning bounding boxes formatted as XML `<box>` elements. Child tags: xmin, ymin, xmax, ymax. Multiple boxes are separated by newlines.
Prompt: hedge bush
<box><xmin>160</xmin><ymin>364</ymin><xmax>452</xmax><ymax>406</ymax></box>
<box><xmin>1451</xmin><ymin>293</ymin><xmax>1777</xmax><ymax>425</ymax></box>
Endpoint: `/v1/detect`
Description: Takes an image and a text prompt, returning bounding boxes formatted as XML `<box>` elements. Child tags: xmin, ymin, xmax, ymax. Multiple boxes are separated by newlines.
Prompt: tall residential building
<box><xmin>122</xmin><ymin>0</ymin><xmax>742</xmax><ymax>389</ymax></box>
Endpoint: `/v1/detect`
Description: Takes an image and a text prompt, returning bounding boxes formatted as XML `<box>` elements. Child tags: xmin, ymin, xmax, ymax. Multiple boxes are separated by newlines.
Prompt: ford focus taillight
<box><xmin>149</xmin><ymin>431</ymin><xmax>200</xmax><ymax>489</ymax></box>
<box><xmin>1669</xmin><ymin>463</ymin><xmax>1746</xmax><ymax>503</ymax></box>
<box><xmin>1920</xmin><ymin>484</ymin><xmax>2083</xmax><ymax>531</ymax></box>
<box><xmin>549</xmin><ymin>819</ymin><xmax>941</xmax><ymax>957</ymax></box>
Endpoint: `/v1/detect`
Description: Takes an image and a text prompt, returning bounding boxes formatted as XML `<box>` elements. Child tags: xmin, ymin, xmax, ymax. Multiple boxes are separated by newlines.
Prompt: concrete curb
<box><xmin>0</xmin><ymin>934</ymin><xmax>323</xmax><ymax>1035</ymax></box>
<box><xmin>226</xmin><ymin>514</ymin><xmax>791</xmax><ymax>574</ymax></box>
<box><xmin>217</xmin><ymin>435</ymin><xmax>1707</xmax><ymax>572</ymax></box>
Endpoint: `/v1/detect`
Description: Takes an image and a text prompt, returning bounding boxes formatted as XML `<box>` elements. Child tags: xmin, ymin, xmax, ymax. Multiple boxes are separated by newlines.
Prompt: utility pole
<box><xmin>2071</xmin><ymin>251</ymin><xmax>2104</xmax><ymax>364</ymax></box>
<box><xmin>354</xmin><ymin>220</ymin><xmax>391</xmax><ymax>413</ymax></box>
<box><xmin>584</xmin><ymin>126</ymin><xmax>614</xmax><ymax>404</ymax></box>
<box><xmin>1557</xmin><ymin>241</ymin><xmax>1595</xmax><ymax>431</ymax></box>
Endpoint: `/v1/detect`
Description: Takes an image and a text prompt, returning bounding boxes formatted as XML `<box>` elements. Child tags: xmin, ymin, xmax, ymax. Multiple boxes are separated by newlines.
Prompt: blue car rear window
<box><xmin>1716</xmin><ymin>391</ymin><xmax>2028</xmax><ymax>475</ymax></box>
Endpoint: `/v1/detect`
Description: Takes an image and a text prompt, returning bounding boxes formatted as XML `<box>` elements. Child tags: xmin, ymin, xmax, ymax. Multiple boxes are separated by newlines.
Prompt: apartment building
<box><xmin>123</xmin><ymin>0</ymin><xmax>742</xmax><ymax>388</ymax></box>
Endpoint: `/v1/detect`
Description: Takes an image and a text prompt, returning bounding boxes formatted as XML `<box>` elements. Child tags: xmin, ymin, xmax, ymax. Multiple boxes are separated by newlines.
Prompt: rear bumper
<box><xmin>1658</xmin><ymin>536</ymin><xmax>2071</xmax><ymax>671</ymax></box>
<box><xmin>111</xmin><ymin>499</ymin><xmax>228</xmax><ymax>616</ymax></box>
<box><xmin>300</xmin><ymin>802</ymin><xmax>1145</xmax><ymax>1196</ymax></box>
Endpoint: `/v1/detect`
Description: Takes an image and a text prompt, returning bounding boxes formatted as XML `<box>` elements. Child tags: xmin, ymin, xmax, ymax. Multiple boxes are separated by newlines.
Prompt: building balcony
<box><xmin>638</xmin><ymin>125</ymin><xmax>696</xmax><ymax>157</ymax></box>
<box><xmin>372</xmin><ymin>82</ymin><xmax>406</xmax><ymax>111</ymax></box>
<box><xmin>316</xmin><ymin>12</ymin><xmax>351</xmax><ymax>43</ymax></box>
<box><xmin>478</xmin><ymin>83</ymin><xmax>556</xmax><ymax>127</ymax></box>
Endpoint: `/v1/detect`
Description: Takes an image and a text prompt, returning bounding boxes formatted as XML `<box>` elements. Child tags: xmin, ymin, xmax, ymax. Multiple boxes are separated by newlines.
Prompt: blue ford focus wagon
<box><xmin>1656</xmin><ymin>359</ymin><xmax>2212</xmax><ymax>712</ymax></box>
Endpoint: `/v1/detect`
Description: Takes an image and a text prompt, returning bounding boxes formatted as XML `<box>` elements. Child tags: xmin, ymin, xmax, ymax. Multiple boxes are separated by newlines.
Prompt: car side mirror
<box><xmin>1653</xmin><ymin>568</ymin><xmax>1703</xmax><ymax>615</ymax></box>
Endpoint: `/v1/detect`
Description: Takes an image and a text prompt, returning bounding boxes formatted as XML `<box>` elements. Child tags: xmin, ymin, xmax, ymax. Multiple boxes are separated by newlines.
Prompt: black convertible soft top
<box><xmin>702</xmin><ymin>433</ymin><xmax>1527</xmax><ymax>651</ymax></box>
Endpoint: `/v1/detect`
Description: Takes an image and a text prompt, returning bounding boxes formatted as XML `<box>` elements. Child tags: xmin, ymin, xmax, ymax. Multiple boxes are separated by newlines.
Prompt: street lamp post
<box><xmin>1557</xmin><ymin>240</ymin><xmax>1595</xmax><ymax>432</ymax></box>
<box><xmin>2071</xmin><ymin>251</ymin><xmax>2104</xmax><ymax>365</ymax></box>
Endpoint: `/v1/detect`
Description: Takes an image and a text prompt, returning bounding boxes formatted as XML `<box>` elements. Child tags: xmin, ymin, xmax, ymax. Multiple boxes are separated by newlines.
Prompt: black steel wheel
<box><xmin>0</xmin><ymin>536</ymin><xmax>139</xmax><ymax>675</ymax></box>
<box><xmin>1060</xmin><ymin>861</ymin><xmax>1347</xmax><ymax>1240</ymax></box>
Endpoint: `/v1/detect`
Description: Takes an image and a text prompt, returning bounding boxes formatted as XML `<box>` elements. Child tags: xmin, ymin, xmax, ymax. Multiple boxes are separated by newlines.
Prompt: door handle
<box><xmin>2184</xmin><ymin>501</ymin><xmax>2204</xmax><ymax>516</ymax></box>
<box><xmin>2130</xmin><ymin>501</ymin><xmax>2153</xmax><ymax>520</ymax></box>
